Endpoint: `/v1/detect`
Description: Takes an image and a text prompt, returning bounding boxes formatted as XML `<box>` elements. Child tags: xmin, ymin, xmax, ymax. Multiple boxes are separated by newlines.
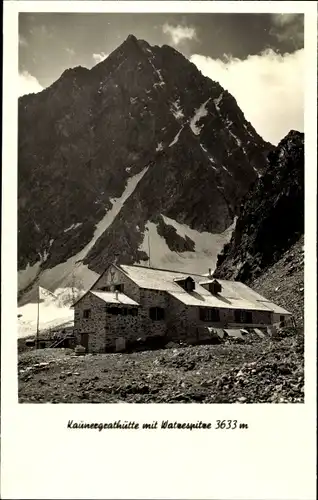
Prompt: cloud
<box><xmin>162</xmin><ymin>23</ymin><xmax>197</xmax><ymax>46</ymax></box>
<box><xmin>66</xmin><ymin>47</ymin><xmax>76</xmax><ymax>57</ymax></box>
<box><xmin>190</xmin><ymin>48</ymin><xmax>304</xmax><ymax>145</ymax></box>
<box><xmin>19</xmin><ymin>71</ymin><xmax>43</xmax><ymax>97</ymax></box>
<box><xmin>92</xmin><ymin>52</ymin><xmax>108</xmax><ymax>64</ymax></box>
<box><xmin>269</xmin><ymin>13</ymin><xmax>304</xmax><ymax>49</ymax></box>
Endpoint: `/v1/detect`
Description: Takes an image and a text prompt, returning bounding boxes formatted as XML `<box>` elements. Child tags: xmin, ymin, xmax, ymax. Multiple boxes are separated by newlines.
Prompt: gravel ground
<box><xmin>18</xmin><ymin>330</ymin><xmax>304</xmax><ymax>404</ymax></box>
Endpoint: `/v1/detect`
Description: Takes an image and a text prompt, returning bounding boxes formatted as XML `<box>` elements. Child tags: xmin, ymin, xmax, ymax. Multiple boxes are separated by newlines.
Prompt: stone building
<box><xmin>72</xmin><ymin>263</ymin><xmax>292</xmax><ymax>353</ymax></box>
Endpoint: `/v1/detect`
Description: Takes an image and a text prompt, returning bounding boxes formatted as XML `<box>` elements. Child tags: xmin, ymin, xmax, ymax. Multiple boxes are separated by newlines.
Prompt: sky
<box><xmin>19</xmin><ymin>12</ymin><xmax>304</xmax><ymax>145</ymax></box>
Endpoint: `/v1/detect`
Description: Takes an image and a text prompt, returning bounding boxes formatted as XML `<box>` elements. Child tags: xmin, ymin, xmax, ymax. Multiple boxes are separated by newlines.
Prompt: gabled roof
<box><xmin>119</xmin><ymin>264</ymin><xmax>291</xmax><ymax>314</ymax></box>
<box><xmin>199</xmin><ymin>278</ymin><xmax>220</xmax><ymax>285</ymax></box>
<box><xmin>120</xmin><ymin>265</ymin><xmax>204</xmax><ymax>291</ymax></box>
<box><xmin>173</xmin><ymin>276</ymin><xmax>195</xmax><ymax>282</ymax></box>
<box><xmin>72</xmin><ymin>290</ymin><xmax>139</xmax><ymax>307</ymax></box>
<box><xmin>91</xmin><ymin>291</ymin><xmax>139</xmax><ymax>306</ymax></box>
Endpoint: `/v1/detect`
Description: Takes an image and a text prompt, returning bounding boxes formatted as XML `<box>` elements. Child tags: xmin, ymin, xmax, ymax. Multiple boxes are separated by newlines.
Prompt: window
<box><xmin>83</xmin><ymin>309</ymin><xmax>91</xmax><ymax>319</ymax></box>
<box><xmin>128</xmin><ymin>308</ymin><xmax>138</xmax><ymax>316</ymax></box>
<box><xmin>149</xmin><ymin>307</ymin><xmax>165</xmax><ymax>321</ymax></box>
<box><xmin>115</xmin><ymin>284</ymin><xmax>124</xmax><ymax>293</ymax></box>
<box><xmin>245</xmin><ymin>311</ymin><xmax>253</xmax><ymax>324</ymax></box>
<box><xmin>280</xmin><ymin>315</ymin><xmax>285</xmax><ymax>327</ymax></box>
<box><xmin>106</xmin><ymin>307</ymin><xmax>138</xmax><ymax>316</ymax></box>
<box><xmin>208</xmin><ymin>280</ymin><xmax>222</xmax><ymax>295</ymax></box>
<box><xmin>175</xmin><ymin>277</ymin><xmax>195</xmax><ymax>293</ymax></box>
<box><xmin>234</xmin><ymin>310</ymin><xmax>253</xmax><ymax>324</ymax></box>
<box><xmin>101</xmin><ymin>286</ymin><xmax>111</xmax><ymax>291</ymax></box>
<box><xmin>199</xmin><ymin>308</ymin><xmax>220</xmax><ymax>322</ymax></box>
<box><xmin>185</xmin><ymin>279</ymin><xmax>195</xmax><ymax>292</ymax></box>
<box><xmin>107</xmin><ymin>307</ymin><xmax>121</xmax><ymax>315</ymax></box>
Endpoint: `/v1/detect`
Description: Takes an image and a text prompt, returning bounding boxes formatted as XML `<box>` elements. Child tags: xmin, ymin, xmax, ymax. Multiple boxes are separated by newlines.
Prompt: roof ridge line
<box><xmin>120</xmin><ymin>263</ymin><xmax>206</xmax><ymax>276</ymax></box>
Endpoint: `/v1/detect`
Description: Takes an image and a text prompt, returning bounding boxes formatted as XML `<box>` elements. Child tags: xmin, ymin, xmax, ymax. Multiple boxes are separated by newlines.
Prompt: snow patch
<box><xmin>169</xmin><ymin>127</ymin><xmax>183</xmax><ymax>147</ymax></box>
<box><xmin>156</xmin><ymin>68</ymin><xmax>164</xmax><ymax>81</ymax></box>
<box><xmin>190</xmin><ymin>98</ymin><xmax>211</xmax><ymax>135</ymax></box>
<box><xmin>229</xmin><ymin>130</ymin><xmax>242</xmax><ymax>147</ymax></box>
<box><xmin>170</xmin><ymin>99</ymin><xmax>184</xmax><ymax>120</ymax></box>
<box><xmin>200</xmin><ymin>144</ymin><xmax>218</xmax><ymax>171</ymax></box>
<box><xmin>137</xmin><ymin>215</ymin><xmax>235</xmax><ymax>275</ymax></box>
<box><xmin>18</xmin><ymin>300</ymin><xmax>74</xmax><ymax>339</ymax></box>
<box><xmin>42</xmin><ymin>249</ymin><xmax>49</xmax><ymax>262</ymax></box>
<box><xmin>148</xmin><ymin>57</ymin><xmax>165</xmax><ymax>86</ymax></box>
<box><xmin>153</xmin><ymin>82</ymin><xmax>165</xmax><ymax>88</ymax></box>
<box><xmin>63</xmin><ymin>222</ymin><xmax>82</xmax><ymax>233</ymax></box>
<box><xmin>243</xmin><ymin>123</ymin><xmax>255</xmax><ymax>137</ymax></box>
<box><xmin>222</xmin><ymin>165</ymin><xmax>233</xmax><ymax>177</ymax></box>
<box><xmin>213</xmin><ymin>92</ymin><xmax>223</xmax><ymax>113</ymax></box>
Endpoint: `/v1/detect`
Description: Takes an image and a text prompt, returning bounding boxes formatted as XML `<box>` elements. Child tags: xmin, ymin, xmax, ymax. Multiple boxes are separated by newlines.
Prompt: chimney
<box><xmin>208</xmin><ymin>268</ymin><xmax>212</xmax><ymax>278</ymax></box>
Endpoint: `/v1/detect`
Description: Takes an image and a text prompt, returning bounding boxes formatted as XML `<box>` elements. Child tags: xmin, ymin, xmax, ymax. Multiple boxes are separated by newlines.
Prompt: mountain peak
<box><xmin>126</xmin><ymin>33</ymin><xmax>138</xmax><ymax>43</ymax></box>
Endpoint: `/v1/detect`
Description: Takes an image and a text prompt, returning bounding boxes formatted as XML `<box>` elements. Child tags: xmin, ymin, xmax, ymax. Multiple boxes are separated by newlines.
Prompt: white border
<box><xmin>1</xmin><ymin>2</ymin><xmax>317</xmax><ymax>499</ymax></box>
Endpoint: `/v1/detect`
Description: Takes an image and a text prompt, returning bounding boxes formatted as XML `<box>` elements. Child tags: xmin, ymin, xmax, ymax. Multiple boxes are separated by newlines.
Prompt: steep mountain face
<box><xmin>18</xmin><ymin>34</ymin><xmax>271</xmax><ymax>299</ymax></box>
<box><xmin>213</xmin><ymin>130</ymin><xmax>304</xmax><ymax>320</ymax></box>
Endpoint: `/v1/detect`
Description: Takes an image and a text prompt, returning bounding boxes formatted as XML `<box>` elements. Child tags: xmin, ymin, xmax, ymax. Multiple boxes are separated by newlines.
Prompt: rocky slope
<box><xmin>252</xmin><ymin>235</ymin><xmax>304</xmax><ymax>326</ymax></box>
<box><xmin>18</xmin><ymin>34</ymin><xmax>271</xmax><ymax>300</ymax></box>
<box><xmin>214</xmin><ymin>130</ymin><xmax>304</xmax><ymax>322</ymax></box>
<box><xmin>18</xmin><ymin>331</ymin><xmax>304</xmax><ymax>403</ymax></box>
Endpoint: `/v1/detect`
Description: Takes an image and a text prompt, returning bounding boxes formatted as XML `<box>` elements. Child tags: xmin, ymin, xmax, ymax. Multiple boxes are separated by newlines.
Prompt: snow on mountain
<box><xmin>137</xmin><ymin>215</ymin><xmax>235</xmax><ymax>274</ymax></box>
<box><xmin>170</xmin><ymin>99</ymin><xmax>184</xmax><ymax>121</ymax></box>
<box><xmin>190</xmin><ymin>98</ymin><xmax>211</xmax><ymax>135</ymax></box>
<box><xmin>63</xmin><ymin>222</ymin><xmax>83</xmax><ymax>233</ymax></box>
<box><xmin>169</xmin><ymin>126</ymin><xmax>184</xmax><ymax>147</ymax></box>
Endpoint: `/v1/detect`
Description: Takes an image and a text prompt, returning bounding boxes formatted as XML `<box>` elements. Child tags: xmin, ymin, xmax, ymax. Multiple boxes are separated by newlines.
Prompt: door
<box><xmin>80</xmin><ymin>333</ymin><xmax>89</xmax><ymax>351</ymax></box>
<box><xmin>115</xmin><ymin>337</ymin><xmax>126</xmax><ymax>352</ymax></box>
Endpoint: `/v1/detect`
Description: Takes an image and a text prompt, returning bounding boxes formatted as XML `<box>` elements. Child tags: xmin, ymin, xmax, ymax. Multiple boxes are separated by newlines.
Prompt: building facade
<box><xmin>73</xmin><ymin>263</ymin><xmax>292</xmax><ymax>353</ymax></box>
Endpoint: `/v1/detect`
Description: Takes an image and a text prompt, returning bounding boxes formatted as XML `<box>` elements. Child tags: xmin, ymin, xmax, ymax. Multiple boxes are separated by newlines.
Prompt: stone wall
<box><xmin>105</xmin><ymin>310</ymin><xmax>140</xmax><ymax>350</ymax></box>
<box><xmin>74</xmin><ymin>293</ymin><xmax>107</xmax><ymax>353</ymax></box>
<box><xmin>74</xmin><ymin>282</ymin><xmax>170</xmax><ymax>352</ymax></box>
<box><xmin>167</xmin><ymin>295</ymin><xmax>273</xmax><ymax>343</ymax></box>
<box><xmin>138</xmin><ymin>289</ymin><xmax>168</xmax><ymax>339</ymax></box>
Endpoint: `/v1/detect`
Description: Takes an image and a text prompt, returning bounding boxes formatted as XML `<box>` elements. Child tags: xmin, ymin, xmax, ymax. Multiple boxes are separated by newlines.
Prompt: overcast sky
<box><xmin>19</xmin><ymin>12</ymin><xmax>304</xmax><ymax>145</ymax></box>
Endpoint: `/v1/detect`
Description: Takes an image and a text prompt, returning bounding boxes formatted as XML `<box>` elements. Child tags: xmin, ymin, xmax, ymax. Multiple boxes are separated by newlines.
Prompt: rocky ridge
<box><xmin>214</xmin><ymin>130</ymin><xmax>304</xmax><ymax>281</ymax></box>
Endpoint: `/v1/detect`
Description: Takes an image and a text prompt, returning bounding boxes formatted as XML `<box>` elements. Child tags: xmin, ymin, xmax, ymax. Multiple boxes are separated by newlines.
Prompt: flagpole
<box><xmin>36</xmin><ymin>287</ymin><xmax>40</xmax><ymax>349</ymax></box>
